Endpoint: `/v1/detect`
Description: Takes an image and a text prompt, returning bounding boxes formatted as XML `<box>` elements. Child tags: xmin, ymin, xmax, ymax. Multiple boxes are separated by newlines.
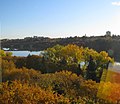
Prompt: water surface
<box><xmin>8</xmin><ymin>51</ymin><xmax>42</xmax><ymax>57</ymax></box>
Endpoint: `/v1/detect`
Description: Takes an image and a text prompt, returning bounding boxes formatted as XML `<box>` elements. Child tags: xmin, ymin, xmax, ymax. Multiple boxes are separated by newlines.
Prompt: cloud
<box><xmin>112</xmin><ymin>1</ymin><xmax>120</xmax><ymax>6</ymax></box>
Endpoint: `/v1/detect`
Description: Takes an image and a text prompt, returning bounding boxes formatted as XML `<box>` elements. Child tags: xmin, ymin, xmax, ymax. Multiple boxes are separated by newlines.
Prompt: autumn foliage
<box><xmin>0</xmin><ymin>81</ymin><xmax>70</xmax><ymax>104</ymax></box>
<box><xmin>0</xmin><ymin>45</ymin><xmax>118</xmax><ymax>104</ymax></box>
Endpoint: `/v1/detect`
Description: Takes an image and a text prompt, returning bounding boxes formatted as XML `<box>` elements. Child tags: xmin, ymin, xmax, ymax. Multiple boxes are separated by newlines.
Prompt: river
<box><xmin>8</xmin><ymin>51</ymin><xmax>43</xmax><ymax>57</ymax></box>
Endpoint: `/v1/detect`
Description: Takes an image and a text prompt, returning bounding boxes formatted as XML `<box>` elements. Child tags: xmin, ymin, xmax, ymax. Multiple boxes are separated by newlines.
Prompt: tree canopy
<box><xmin>43</xmin><ymin>44</ymin><xmax>114</xmax><ymax>82</ymax></box>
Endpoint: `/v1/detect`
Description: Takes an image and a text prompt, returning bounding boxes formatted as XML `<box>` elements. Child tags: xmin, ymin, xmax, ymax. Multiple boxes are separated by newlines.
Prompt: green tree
<box><xmin>43</xmin><ymin>44</ymin><xmax>83</xmax><ymax>73</ymax></box>
<box><xmin>0</xmin><ymin>50</ymin><xmax>12</xmax><ymax>57</ymax></box>
<box><xmin>83</xmin><ymin>48</ymin><xmax>114</xmax><ymax>82</ymax></box>
<box><xmin>43</xmin><ymin>44</ymin><xmax>114</xmax><ymax>82</ymax></box>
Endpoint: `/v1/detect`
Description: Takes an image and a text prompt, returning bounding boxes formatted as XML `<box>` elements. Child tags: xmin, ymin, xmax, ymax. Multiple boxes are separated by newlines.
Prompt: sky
<box><xmin>0</xmin><ymin>0</ymin><xmax>120</xmax><ymax>39</ymax></box>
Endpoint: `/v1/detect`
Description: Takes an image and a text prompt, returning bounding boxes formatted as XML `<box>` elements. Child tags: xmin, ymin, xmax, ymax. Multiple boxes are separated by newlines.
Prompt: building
<box><xmin>105</xmin><ymin>31</ymin><xmax>111</xmax><ymax>36</ymax></box>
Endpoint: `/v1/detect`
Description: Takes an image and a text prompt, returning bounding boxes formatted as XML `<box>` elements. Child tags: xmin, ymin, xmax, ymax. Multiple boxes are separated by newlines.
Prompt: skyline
<box><xmin>1</xmin><ymin>0</ymin><xmax>120</xmax><ymax>39</ymax></box>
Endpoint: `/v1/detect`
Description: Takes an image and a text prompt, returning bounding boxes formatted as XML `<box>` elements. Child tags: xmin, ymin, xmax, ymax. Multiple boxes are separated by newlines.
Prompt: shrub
<box><xmin>0</xmin><ymin>81</ymin><xmax>70</xmax><ymax>104</ymax></box>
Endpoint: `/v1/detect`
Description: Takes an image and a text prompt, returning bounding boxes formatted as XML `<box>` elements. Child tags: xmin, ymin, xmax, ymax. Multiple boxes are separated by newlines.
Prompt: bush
<box><xmin>2</xmin><ymin>67</ymin><xmax>41</xmax><ymax>83</ymax></box>
<box><xmin>0</xmin><ymin>81</ymin><xmax>70</xmax><ymax>104</ymax></box>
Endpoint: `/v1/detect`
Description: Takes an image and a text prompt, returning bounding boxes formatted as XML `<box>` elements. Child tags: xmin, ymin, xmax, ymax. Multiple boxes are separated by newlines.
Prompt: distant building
<box><xmin>105</xmin><ymin>31</ymin><xmax>111</xmax><ymax>36</ymax></box>
<box><xmin>33</xmin><ymin>36</ymin><xmax>38</xmax><ymax>38</ymax></box>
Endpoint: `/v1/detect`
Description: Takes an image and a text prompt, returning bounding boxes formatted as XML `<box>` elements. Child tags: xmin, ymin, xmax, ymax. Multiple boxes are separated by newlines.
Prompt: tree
<box><xmin>83</xmin><ymin>48</ymin><xmax>114</xmax><ymax>82</ymax></box>
<box><xmin>43</xmin><ymin>44</ymin><xmax>114</xmax><ymax>82</ymax></box>
<box><xmin>43</xmin><ymin>44</ymin><xmax>83</xmax><ymax>73</ymax></box>
<box><xmin>0</xmin><ymin>50</ymin><xmax>12</xmax><ymax>57</ymax></box>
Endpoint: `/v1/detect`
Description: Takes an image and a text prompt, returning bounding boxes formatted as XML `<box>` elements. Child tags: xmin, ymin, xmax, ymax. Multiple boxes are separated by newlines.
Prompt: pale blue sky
<box><xmin>0</xmin><ymin>0</ymin><xmax>120</xmax><ymax>39</ymax></box>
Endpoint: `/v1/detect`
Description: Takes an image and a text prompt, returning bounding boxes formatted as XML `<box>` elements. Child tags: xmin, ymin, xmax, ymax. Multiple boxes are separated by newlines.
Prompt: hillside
<box><xmin>1</xmin><ymin>34</ymin><xmax>120</xmax><ymax>62</ymax></box>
